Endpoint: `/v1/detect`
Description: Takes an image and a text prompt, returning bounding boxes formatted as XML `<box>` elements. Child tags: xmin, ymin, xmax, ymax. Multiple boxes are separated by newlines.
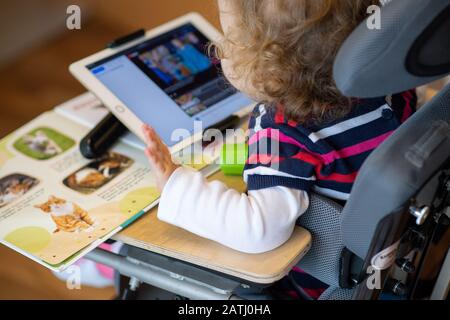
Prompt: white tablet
<box><xmin>70</xmin><ymin>13</ymin><xmax>254</xmax><ymax>153</ymax></box>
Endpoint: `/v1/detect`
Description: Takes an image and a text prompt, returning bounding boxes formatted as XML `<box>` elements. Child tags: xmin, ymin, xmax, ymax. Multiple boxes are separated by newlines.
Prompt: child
<box><xmin>142</xmin><ymin>0</ymin><xmax>417</xmax><ymax>255</ymax></box>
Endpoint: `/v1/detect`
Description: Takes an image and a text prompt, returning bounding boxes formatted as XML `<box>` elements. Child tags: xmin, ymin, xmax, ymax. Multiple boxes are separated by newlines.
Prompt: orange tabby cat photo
<box><xmin>34</xmin><ymin>195</ymin><xmax>95</xmax><ymax>233</ymax></box>
<box><xmin>63</xmin><ymin>152</ymin><xmax>134</xmax><ymax>194</ymax></box>
<box><xmin>0</xmin><ymin>173</ymin><xmax>39</xmax><ymax>208</ymax></box>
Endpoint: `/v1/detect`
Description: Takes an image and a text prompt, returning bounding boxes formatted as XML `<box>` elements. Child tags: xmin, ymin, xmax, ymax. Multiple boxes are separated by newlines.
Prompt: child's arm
<box><xmin>142</xmin><ymin>125</ymin><xmax>308</xmax><ymax>254</ymax></box>
<box><xmin>158</xmin><ymin>166</ymin><xmax>308</xmax><ymax>253</ymax></box>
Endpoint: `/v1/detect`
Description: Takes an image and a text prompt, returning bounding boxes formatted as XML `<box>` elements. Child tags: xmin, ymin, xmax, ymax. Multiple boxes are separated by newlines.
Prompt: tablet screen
<box><xmin>86</xmin><ymin>23</ymin><xmax>251</xmax><ymax>146</ymax></box>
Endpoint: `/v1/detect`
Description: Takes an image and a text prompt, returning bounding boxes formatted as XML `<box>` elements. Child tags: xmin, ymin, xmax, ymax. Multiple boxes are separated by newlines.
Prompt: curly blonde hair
<box><xmin>214</xmin><ymin>0</ymin><xmax>376</xmax><ymax>124</ymax></box>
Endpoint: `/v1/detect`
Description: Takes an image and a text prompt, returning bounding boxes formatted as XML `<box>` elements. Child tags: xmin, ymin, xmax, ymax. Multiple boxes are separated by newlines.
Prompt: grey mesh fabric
<box><xmin>341</xmin><ymin>84</ymin><xmax>450</xmax><ymax>259</ymax></box>
<box><xmin>295</xmin><ymin>194</ymin><xmax>343</xmax><ymax>287</ymax></box>
<box><xmin>319</xmin><ymin>286</ymin><xmax>354</xmax><ymax>300</ymax></box>
<box><xmin>333</xmin><ymin>0</ymin><xmax>450</xmax><ymax>98</ymax></box>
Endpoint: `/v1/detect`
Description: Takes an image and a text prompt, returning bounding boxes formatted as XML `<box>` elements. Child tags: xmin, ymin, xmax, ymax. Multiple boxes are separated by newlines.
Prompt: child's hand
<box><xmin>142</xmin><ymin>124</ymin><xmax>179</xmax><ymax>192</ymax></box>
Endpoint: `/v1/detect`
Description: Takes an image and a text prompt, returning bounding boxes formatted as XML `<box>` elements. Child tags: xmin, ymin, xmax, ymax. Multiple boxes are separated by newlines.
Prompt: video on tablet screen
<box><xmin>88</xmin><ymin>23</ymin><xmax>237</xmax><ymax>118</ymax></box>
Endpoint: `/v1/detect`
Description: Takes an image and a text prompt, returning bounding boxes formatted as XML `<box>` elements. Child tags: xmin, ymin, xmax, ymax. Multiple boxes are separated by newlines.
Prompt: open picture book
<box><xmin>0</xmin><ymin>93</ymin><xmax>220</xmax><ymax>272</ymax></box>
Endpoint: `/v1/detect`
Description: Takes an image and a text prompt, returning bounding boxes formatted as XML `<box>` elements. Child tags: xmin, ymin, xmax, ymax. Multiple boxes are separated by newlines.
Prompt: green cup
<box><xmin>220</xmin><ymin>143</ymin><xmax>248</xmax><ymax>176</ymax></box>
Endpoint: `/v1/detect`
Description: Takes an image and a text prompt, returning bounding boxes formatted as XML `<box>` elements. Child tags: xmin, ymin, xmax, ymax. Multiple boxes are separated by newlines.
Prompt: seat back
<box><xmin>298</xmin><ymin>87</ymin><xmax>450</xmax><ymax>299</ymax></box>
<box><xmin>297</xmin><ymin>0</ymin><xmax>450</xmax><ymax>299</ymax></box>
<box><xmin>341</xmin><ymin>80</ymin><xmax>450</xmax><ymax>261</ymax></box>
<box><xmin>318</xmin><ymin>286</ymin><xmax>354</xmax><ymax>300</ymax></box>
<box><xmin>333</xmin><ymin>0</ymin><xmax>450</xmax><ymax>98</ymax></box>
<box><xmin>296</xmin><ymin>194</ymin><xmax>343</xmax><ymax>288</ymax></box>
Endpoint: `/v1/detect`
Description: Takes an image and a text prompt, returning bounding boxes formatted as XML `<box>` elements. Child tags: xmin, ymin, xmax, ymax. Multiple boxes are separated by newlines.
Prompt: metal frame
<box><xmin>431</xmin><ymin>248</ymin><xmax>450</xmax><ymax>299</ymax></box>
<box><xmin>86</xmin><ymin>247</ymin><xmax>244</xmax><ymax>300</ymax></box>
<box><xmin>352</xmin><ymin>166</ymin><xmax>450</xmax><ymax>300</ymax></box>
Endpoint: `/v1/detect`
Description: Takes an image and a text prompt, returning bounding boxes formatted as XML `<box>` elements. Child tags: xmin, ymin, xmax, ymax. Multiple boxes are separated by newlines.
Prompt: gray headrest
<box><xmin>333</xmin><ymin>0</ymin><xmax>450</xmax><ymax>98</ymax></box>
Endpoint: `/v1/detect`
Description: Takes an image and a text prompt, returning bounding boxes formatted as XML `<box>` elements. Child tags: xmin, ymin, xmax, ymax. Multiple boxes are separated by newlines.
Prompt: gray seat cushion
<box><xmin>296</xmin><ymin>194</ymin><xmax>343</xmax><ymax>287</ymax></box>
<box><xmin>319</xmin><ymin>286</ymin><xmax>354</xmax><ymax>300</ymax></box>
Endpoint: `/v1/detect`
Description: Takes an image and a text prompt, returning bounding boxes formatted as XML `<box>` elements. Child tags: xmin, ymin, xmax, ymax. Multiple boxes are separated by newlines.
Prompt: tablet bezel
<box><xmin>70</xmin><ymin>12</ymin><xmax>248</xmax><ymax>154</ymax></box>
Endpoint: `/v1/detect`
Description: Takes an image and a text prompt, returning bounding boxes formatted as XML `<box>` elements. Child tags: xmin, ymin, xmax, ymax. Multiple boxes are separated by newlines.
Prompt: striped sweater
<box><xmin>244</xmin><ymin>90</ymin><xmax>417</xmax><ymax>201</ymax></box>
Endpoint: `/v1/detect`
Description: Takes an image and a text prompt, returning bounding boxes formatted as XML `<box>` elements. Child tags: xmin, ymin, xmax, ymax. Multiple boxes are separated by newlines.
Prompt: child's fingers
<box><xmin>142</xmin><ymin>124</ymin><xmax>166</xmax><ymax>149</ymax></box>
<box><xmin>145</xmin><ymin>144</ymin><xmax>158</xmax><ymax>159</ymax></box>
<box><xmin>148</xmin><ymin>128</ymin><xmax>164</xmax><ymax>147</ymax></box>
<box><xmin>142</xmin><ymin>125</ymin><xmax>150</xmax><ymax>143</ymax></box>
<box><xmin>142</xmin><ymin>124</ymin><xmax>173</xmax><ymax>164</ymax></box>
<box><xmin>145</xmin><ymin>146</ymin><xmax>159</xmax><ymax>161</ymax></box>
<box><xmin>144</xmin><ymin>147</ymin><xmax>155</xmax><ymax>161</ymax></box>
<box><xmin>153</xmin><ymin>133</ymin><xmax>169</xmax><ymax>152</ymax></box>
<box><xmin>146</xmin><ymin>145</ymin><xmax>164</xmax><ymax>165</ymax></box>
<box><xmin>146</xmin><ymin>153</ymin><xmax>168</xmax><ymax>179</ymax></box>
<box><xmin>142</xmin><ymin>123</ymin><xmax>152</xmax><ymax>136</ymax></box>
<box><xmin>142</xmin><ymin>124</ymin><xmax>158</xmax><ymax>142</ymax></box>
<box><xmin>142</xmin><ymin>125</ymin><xmax>154</xmax><ymax>145</ymax></box>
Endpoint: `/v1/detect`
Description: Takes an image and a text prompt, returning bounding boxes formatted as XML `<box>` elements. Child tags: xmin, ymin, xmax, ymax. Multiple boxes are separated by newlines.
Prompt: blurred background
<box><xmin>0</xmin><ymin>0</ymin><xmax>220</xmax><ymax>138</ymax></box>
<box><xmin>0</xmin><ymin>0</ymin><xmax>218</xmax><ymax>299</ymax></box>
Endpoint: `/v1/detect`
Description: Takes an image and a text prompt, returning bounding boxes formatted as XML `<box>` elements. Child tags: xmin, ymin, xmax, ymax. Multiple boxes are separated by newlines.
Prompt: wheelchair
<box><xmin>296</xmin><ymin>0</ymin><xmax>450</xmax><ymax>300</ymax></box>
<box><xmin>110</xmin><ymin>0</ymin><xmax>450</xmax><ymax>300</ymax></box>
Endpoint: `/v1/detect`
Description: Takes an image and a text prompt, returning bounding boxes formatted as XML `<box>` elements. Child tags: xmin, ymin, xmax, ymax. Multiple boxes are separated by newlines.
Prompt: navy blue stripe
<box><xmin>303</xmin><ymin>97</ymin><xmax>387</xmax><ymax>132</ymax></box>
<box><xmin>317</xmin><ymin>150</ymin><xmax>374</xmax><ymax>176</ymax></box>
<box><xmin>247</xmin><ymin>175</ymin><xmax>314</xmax><ymax>192</ymax></box>
<box><xmin>248</xmin><ymin>139</ymin><xmax>299</xmax><ymax>158</ymax></box>
<box><xmin>319</xmin><ymin>116</ymin><xmax>399</xmax><ymax>149</ymax></box>
<box><xmin>315</xmin><ymin>180</ymin><xmax>353</xmax><ymax>194</ymax></box>
<box><xmin>245</xmin><ymin>160</ymin><xmax>316</xmax><ymax>179</ymax></box>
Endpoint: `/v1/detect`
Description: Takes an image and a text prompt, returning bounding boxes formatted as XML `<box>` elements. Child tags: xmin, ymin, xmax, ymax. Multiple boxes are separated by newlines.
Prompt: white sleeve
<box><xmin>158</xmin><ymin>167</ymin><xmax>309</xmax><ymax>254</ymax></box>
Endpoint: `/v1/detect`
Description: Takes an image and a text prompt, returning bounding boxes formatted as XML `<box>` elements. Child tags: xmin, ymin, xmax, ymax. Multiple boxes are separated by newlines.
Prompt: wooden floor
<box><xmin>0</xmin><ymin>16</ymin><xmax>125</xmax><ymax>300</ymax></box>
<box><xmin>0</xmin><ymin>1</ymin><xmax>218</xmax><ymax>299</ymax></box>
<box><xmin>0</xmin><ymin>245</ymin><xmax>116</xmax><ymax>299</ymax></box>
<box><xmin>0</xmin><ymin>19</ymin><xmax>124</xmax><ymax>138</ymax></box>
<box><xmin>0</xmin><ymin>0</ymin><xmax>220</xmax><ymax>139</ymax></box>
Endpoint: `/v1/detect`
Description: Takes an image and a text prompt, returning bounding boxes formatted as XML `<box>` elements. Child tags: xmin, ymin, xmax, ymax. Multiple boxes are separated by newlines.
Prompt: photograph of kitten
<box><xmin>63</xmin><ymin>151</ymin><xmax>133</xmax><ymax>194</ymax></box>
<box><xmin>0</xmin><ymin>174</ymin><xmax>39</xmax><ymax>208</ymax></box>
<box><xmin>34</xmin><ymin>195</ymin><xmax>95</xmax><ymax>233</ymax></box>
<box><xmin>23</xmin><ymin>130</ymin><xmax>62</xmax><ymax>157</ymax></box>
<box><xmin>13</xmin><ymin>127</ymin><xmax>75</xmax><ymax>160</ymax></box>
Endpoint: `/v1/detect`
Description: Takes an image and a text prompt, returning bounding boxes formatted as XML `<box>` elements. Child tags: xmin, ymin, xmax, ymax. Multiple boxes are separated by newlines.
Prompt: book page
<box><xmin>0</xmin><ymin>112</ymin><xmax>160</xmax><ymax>266</ymax></box>
<box><xmin>54</xmin><ymin>93</ymin><xmax>146</xmax><ymax>150</ymax></box>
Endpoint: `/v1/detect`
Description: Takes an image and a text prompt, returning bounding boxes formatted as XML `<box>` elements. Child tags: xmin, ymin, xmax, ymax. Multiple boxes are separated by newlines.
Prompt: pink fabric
<box><xmin>249</xmin><ymin>128</ymin><xmax>301</xmax><ymax>148</ymax></box>
<box><xmin>246</xmin><ymin>153</ymin><xmax>284</xmax><ymax>165</ymax></box>
<box><xmin>401</xmin><ymin>90</ymin><xmax>414</xmax><ymax>123</ymax></box>
<box><xmin>95</xmin><ymin>243</ymin><xmax>115</xmax><ymax>280</ymax></box>
<box><xmin>316</xmin><ymin>131</ymin><xmax>395</xmax><ymax>165</ymax></box>
<box><xmin>249</xmin><ymin>128</ymin><xmax>394</xmax><ymax>166</ymax></box>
